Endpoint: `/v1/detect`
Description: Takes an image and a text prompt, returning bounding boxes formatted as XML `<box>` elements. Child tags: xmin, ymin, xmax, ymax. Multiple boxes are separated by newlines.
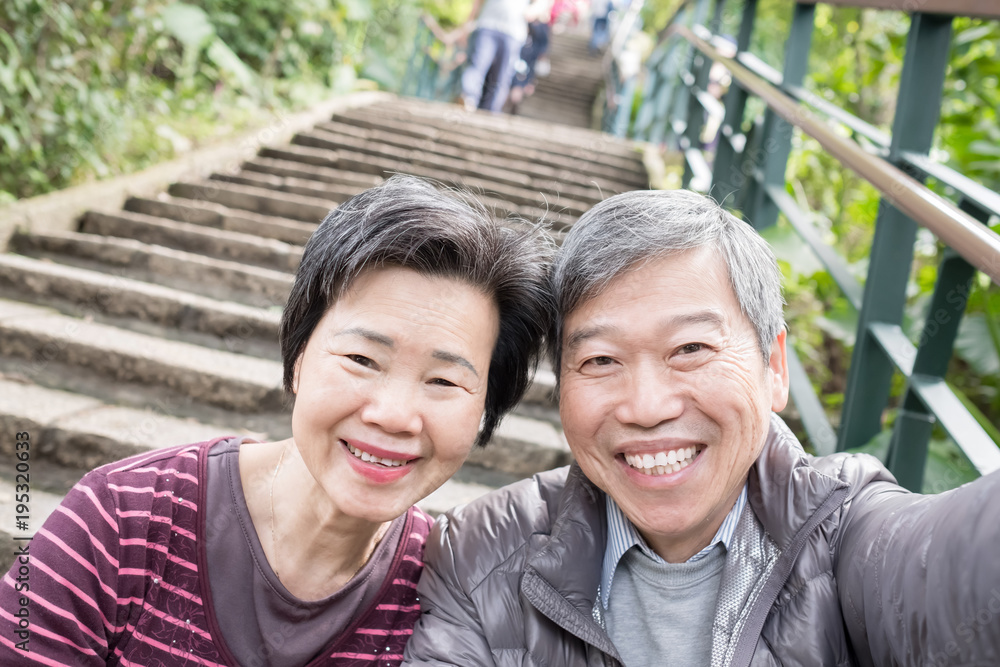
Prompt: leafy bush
<box><xmin>0</xmin><ymin>0</ymin><xmax>437</xmax><ymax>202</ymax></box>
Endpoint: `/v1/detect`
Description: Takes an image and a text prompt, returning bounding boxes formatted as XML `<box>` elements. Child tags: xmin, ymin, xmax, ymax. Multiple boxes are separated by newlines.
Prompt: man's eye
<box><xmin>679</xmin><ymin>343</ymin><xmax>704</xmax><ymax>355</ymax></box>
<box><xmin>585</xmin><ymin>356</ymin><xmax>615</xmax><ymax>366</ymax></box>
<box><xmin>347</xmin><ymin>354</ymin><xmax>376</xmax><ymax>369</ymax></box>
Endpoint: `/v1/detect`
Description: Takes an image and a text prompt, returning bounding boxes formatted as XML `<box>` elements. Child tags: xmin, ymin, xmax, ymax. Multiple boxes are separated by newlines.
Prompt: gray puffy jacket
<box><xmin>404</xmin><ymin>415</ymin><xmax>1000</xmax><ymax>666</ymax></box>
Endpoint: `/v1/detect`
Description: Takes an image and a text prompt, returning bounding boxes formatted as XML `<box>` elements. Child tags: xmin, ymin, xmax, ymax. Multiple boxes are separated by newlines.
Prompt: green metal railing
<box><xmin>609</xmin><ymin>0</ymin><xmax>1000</xmax><ymax>490</ymax></box>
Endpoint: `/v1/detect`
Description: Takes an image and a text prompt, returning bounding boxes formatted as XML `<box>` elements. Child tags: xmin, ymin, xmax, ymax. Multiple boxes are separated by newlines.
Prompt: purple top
<box><xmin>205</xmin><ymin>437</ymin><xmax>406</xmax><ymax>667</ymax></box>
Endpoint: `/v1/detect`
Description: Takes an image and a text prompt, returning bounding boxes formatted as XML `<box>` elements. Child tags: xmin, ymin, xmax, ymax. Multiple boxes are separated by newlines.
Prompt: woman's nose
<box><xmin>359</xmin><ymin>378</ymin><xmax>423</xmax><ymax>435</ymax></box>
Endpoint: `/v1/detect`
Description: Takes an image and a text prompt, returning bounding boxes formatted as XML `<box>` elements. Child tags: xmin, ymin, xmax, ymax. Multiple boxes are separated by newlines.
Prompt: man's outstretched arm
<box><xmin>835</xmin><ymin>464</ymin><xmax>1000</xmax><ymax>666</ymax></box>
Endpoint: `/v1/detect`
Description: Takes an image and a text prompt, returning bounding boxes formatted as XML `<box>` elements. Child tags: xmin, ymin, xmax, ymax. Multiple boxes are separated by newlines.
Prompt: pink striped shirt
<box><xmin>0</xmin><ymin>439</ymin><xmax>430</xmax><ymax>666</ymax></box>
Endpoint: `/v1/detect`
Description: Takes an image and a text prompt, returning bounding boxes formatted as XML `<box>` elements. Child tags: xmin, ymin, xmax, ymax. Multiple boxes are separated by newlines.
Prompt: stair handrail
<box><xmin>676</xmin><ymin>23</ymin><xmax>1000</xmax><ymax>283</ymax></box>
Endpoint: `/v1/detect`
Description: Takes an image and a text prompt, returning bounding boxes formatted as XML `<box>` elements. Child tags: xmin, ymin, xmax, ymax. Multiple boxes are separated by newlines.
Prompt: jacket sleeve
<box><xmin>835</xmin><ymin>461</ymin><xmax>1000</xmax><ymax>666</ymax></box>
<box><xmin>0</xmin><ymin>470</ymin><xmax>122</xmax><ymax>665</ymax></box>
<box><xmin>403</xmin><ymin>513</ymin><xmax>496</xmax><ymax>666</ymax></box>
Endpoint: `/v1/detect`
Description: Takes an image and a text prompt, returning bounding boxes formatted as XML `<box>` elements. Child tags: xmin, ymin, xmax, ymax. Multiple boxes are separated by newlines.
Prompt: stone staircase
<box><xmin>0</xmin><ymin>95</ymin><xmax>647</xmax><ymax>568</ymax></box>
<box><xmin>509</xmin><ymin>29</ymin><xmax>605</xmax><ymax>129</ymax></box>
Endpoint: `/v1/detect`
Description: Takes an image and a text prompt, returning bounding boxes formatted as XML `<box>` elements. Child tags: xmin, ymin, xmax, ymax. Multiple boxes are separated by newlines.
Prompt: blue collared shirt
<box><xmin>599</xmin><ymin>484</ymin><xmax>748</xmax><ymax>609</ymax></box>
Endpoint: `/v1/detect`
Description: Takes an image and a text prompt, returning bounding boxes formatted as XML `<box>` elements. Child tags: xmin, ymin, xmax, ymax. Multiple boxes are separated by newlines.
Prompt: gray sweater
<box><xmin>607</xmin><ymin>545</ymin><xmax>725</xmax><ymax>666</ymax></box>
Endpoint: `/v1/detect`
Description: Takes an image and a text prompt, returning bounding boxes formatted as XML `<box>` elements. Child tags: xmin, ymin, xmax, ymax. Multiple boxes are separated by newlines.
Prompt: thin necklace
<box><xmin>269</xmin><ymin>442</ymin><xmax>288</xmax><ymax>580</ymax></box>
<box><xmin>269</xmin><ymin>445</ymin><xmax>390</xmax><ymax>586</ymax></box>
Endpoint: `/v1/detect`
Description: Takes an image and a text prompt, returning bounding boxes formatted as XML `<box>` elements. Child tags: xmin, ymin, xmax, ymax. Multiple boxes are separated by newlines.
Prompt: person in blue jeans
<box><xmin>509</xmin><ymin>18</ymin><xmax>551</xmax><ymax>108</ymax></box>
<box><xmin>589</xmin><ymin>0</ymin><xmax>613</xmax><ymax>53</ymax></box>
<box><xmin>458</xmin><ymin>0</ymin><xmax>547</xmax><ymax>112</ymax></box>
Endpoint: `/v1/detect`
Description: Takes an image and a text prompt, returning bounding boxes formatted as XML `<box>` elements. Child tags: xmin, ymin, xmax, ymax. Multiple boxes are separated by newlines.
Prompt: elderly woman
<box><xmin>0</xmin><ymin>175</ymin><xmax>553</xmax><ymax>666</ymax></box>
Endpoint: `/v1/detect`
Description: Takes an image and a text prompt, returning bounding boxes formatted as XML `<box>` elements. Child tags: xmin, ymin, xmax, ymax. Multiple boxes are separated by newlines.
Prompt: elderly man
<box><xmin>403</xmin><ymin>189</ymin><xmax>1000</xmax><ymax>666</ymax></box>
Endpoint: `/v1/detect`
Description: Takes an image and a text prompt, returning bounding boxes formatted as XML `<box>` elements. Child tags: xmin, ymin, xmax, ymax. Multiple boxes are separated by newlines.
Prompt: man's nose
<box><xmin>614</xmin><ymin>364</ymin><xmax>684</xmax><ymax>428</ymax></box>
<box><xmin>359</xmin><ymin>378</ymin><xmax>423</xmax><ymax>435</ymax></box>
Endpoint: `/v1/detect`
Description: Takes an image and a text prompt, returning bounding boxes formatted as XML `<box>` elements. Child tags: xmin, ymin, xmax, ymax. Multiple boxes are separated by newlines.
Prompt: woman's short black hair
<box><xmin>279</xmin><ymin>174</ymin><xmax>554</xmax><ymax>447</ymax></box>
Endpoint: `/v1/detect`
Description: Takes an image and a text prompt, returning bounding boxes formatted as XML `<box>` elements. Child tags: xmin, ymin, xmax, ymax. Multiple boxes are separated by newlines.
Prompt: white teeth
<box><xmin>346</xmin><ymin>443</ymin><xmax>407</xmax><ymax>467</ymax></box>
<box><xmin>624</xmin><ymin>447</ymin><xmax>700</xmax><ymax>475</ymax></box>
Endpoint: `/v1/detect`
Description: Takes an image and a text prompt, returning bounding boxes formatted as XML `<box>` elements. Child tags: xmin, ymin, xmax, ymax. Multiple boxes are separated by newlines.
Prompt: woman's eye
<box><xmin>347</xmin><ymin>354</ymin><xmax>376</xmax><ymax>369</ymax></box>
<box><xmin>679</xmin><ymin>343</ymin><xmax>704</xmax><ymax>355</ymax></box>
<box><xmin>429</xmin><ymin>378</ymin><xmax>458</xmax><ymax>387</ymax></box>
<box><xmin>584</xmin><ymin>356</ymin><xmax>615</xmax><ymax>367</ymax></box>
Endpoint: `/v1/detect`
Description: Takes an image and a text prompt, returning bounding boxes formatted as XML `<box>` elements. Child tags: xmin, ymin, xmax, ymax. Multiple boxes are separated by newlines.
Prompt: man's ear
<box><xmin>768</xmin><ymin>329</ymin><xmax>790</xmax><ymax>412</ymax></box>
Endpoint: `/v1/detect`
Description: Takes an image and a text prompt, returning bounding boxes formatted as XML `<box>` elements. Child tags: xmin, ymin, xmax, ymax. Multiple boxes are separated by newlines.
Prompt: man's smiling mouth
<box><xmin>623</xmin><ymin>447</ymin><xmax>702</xmax><ymax>476</ymax></box>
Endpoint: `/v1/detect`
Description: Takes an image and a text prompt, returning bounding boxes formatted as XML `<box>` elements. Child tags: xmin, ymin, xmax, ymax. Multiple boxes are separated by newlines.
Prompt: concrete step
<box><xmin>296</xmin><ymin>126</ymin><xmax>614</xmax><ymax>203</ymax></box>
<box><xmin>125</xmin><ymin>194</ymin><xmax>317</xmax><ymax>246</ymax></box>
<box><xmin>0</xmin><ymin>378</ymin><xmax>253</xmax><ymax>471</ymax></box>
<box><xmin>317</xmin><ymin>121</ymin><xmax>619</xmax><ymax>209</ymax></box>
<box><xmin>80</xmin><ymin>209</ymin><xmax>303</xmax><ymax>273</ymax></box>
<box><xmin>241</xmin><ymin>156</ymin><xmax>384</xmax><ymax>193</ymax></box>
<box><xmin>0</xmin><ymin>253</ymin><xmax>280</xmax><ymax>356</ymax></box>
<box><xmin>11</xmin><ymin>230</ymin><xmax>294</xmax><ymax>307</ymax></box>
<box><xmin>354</xmin><ymin>108</ymin><xmax>644</xmax><ymax>192</ymax></box>
<box><xmin>316</xmin><ymin>115</ymin><xmax>643</xmax><ymax>196</ymax></box>
<box><xmin>368</xmin><ymin>97</ymin><xmax>642</xmax><ymax>165</ymax></box>
<box><xmin>314</xmin><ymin>118</ymin><xmax>613</xmax><ymax>209</ymax></box>
<box><xmin>0</xmin><ymin>299</ymin><xmax>286</xmax><ymax>413</ymax></box>
<box><xmin>234</xmin><ymin>161</ymin><xmax>575</xmax><ymax>230</ymax></box>
<box><xmin>323</xmin><ymin>115</ymin><xmax>630</xmax><ymax>197</ymax></box>
<box><xmin>210</xmin><ymin>170</ymin><xmax>364</xmax><ymax>206</ymax></box>
<box><xmin>263</xmin><ymin>143</ymin><xmax>577</xmax><ymax>230</ymax></box>
<box><xmin>369</xmin><ymin>98</ymin><xmax>645</xmax><ymax>170</ymax></box>
<box><xmin>168</xmin><ymin>180</ymin><xmax>333</xmax><ymax>223</ymax></box>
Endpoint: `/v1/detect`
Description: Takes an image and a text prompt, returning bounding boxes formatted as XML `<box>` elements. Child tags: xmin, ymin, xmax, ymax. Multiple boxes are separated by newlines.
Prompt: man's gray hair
<box><xmin>551</xmin><ymin>189</ymin><xmax>785</xmax><ymax>367</ymax></box>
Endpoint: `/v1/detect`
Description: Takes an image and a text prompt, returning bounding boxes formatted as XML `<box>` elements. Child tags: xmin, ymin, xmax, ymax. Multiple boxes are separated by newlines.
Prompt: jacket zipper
<box><xmin>727</xmin><ymin>485</ymin><xmax>850</xmax><ymax>667</ymax></box>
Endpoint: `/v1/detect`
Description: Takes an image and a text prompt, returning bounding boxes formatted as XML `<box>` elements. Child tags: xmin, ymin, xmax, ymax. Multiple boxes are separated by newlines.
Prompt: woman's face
<box><xmin>291</xmin><ymin>266</ymin><xmax>499</xmax><ymax>522</ymax></box>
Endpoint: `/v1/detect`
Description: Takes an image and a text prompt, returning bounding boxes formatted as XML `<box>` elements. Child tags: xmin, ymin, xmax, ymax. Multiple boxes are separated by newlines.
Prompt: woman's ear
<box><xmin>292</xmin><ymin>356</ymin><xmax>302</xmax><ymax>395</ymax></box>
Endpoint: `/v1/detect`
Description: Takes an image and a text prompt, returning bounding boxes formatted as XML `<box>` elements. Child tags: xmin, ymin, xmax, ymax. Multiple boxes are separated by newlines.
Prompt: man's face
<box><xmin>559</xmin><ymin>247</ymin><xmax>788</xmax><ymax>562</ymax></box>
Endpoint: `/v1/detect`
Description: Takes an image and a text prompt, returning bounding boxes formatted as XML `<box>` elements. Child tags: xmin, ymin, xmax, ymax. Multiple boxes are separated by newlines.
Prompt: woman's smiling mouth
<box><xmin>345</xmin><ymin>441</ymin><xmax>410</xmax><ymax>467</ymax></box>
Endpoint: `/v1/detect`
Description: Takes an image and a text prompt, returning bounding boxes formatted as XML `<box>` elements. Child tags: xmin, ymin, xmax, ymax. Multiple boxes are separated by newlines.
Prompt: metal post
<box><xmin>838</xmin><ymin>12</ymin><xmax>954</xmax><ymax>454</ymax></box>
<box><xmin>711</xmin><ymin>0</ymin><xmax>758</xmax><ymax>204</ymax></box>
<box><xmin>665</xmin><ymin>0</ymin><xmax>714</xmax><ymax>146</ymax></box>
<box><xmin>681</xmin><ymin>0</ymin><xmax>726</xmax><ymax>188</ymax></box>
<box><xmin>743</xmin><ymin>3</ymin><xmax>815</xmax><ymax>230</ymax></box>
<box><xmin>886</xmin><ymin>199</ymin><xmax>989</xmax><ymax>489</ymax></box>
<box><xmin>612</xmin><ymin>76</ymin><xmax>637</xmax><ymax>137</ymax></box>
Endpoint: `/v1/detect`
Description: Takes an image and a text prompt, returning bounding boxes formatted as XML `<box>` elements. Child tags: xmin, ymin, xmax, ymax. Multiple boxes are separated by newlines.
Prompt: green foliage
<box><xmin>0</xmin><ymin>0</ymin><xmax>435</xmax><ymax>201</ymax></box>
<box><xmin>940</xmin><ymin>19</ymin><xmax>1000</xmax><ymax>191</ymax></box>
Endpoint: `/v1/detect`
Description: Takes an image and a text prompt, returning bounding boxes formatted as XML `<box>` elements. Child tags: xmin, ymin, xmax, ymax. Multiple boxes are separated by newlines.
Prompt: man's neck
<box><xmin>641</xmin><ymin>483</ymin><xmax>746</xmax><ymax>563</ymax></box>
